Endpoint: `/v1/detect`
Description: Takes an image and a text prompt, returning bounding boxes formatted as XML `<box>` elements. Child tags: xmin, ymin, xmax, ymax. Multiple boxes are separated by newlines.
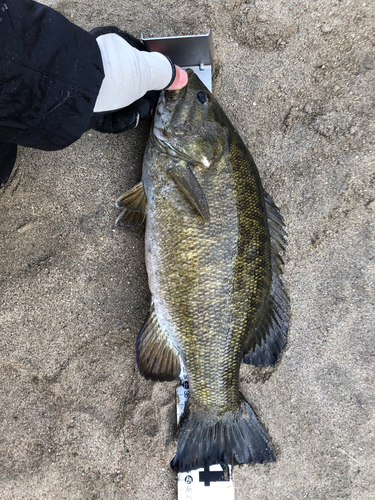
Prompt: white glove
<box><xmin>94</xmin><ymin>33</ymin><xmax>175</xmax><ymax>112</ymax></box>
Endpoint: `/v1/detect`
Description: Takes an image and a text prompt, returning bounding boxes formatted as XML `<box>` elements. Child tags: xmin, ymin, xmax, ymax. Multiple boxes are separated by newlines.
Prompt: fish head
<box><xmin>153</xmin><ymin>69</ymin><xmax>228</xmax><ymax>169</ymax></box>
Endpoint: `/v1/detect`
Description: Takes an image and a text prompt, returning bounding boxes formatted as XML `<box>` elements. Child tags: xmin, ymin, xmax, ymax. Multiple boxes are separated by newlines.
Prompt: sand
<box><xmin>0</xmin><ymin>0</ymin><xmax>374</xmax><ymax>498</ymax></box>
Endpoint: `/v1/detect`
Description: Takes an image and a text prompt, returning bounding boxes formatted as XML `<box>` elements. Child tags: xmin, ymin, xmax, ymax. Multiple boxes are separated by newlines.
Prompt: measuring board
<box><xmin>143</xmin><ymin>30</ymin><xmax>233</xmax><ymax>498</ymax></box>
<box><xmin>176</xmin><ymin>362</ymin><xmax>235</xmax><ymax>500</ymax></box>
<box><xmin>142</xmin><ymin>31</ymin><xmax>213</xmax><ymax>92</ymax></box>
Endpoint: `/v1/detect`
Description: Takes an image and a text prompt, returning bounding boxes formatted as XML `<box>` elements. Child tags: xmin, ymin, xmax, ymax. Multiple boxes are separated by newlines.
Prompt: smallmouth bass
<box><xmin>116</xmin><ymin>69</ymin><xmax>289</xmax><ymax>472</ymax></box>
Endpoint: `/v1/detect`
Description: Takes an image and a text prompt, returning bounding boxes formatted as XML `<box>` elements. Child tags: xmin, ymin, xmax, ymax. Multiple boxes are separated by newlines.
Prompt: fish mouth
<box><xmin>153</xmin><ymin>90</ymin><xmax>192</xmax><ymax>162</ymax></box>
<box><xmin>154</xmin><ymin>71</ymin><xmax>191</xmax><ymax>129</ymax></box>
<box><xmin>152</xmin><ymin>70</ymin><xmax>206</xmax><ymax>165</ymax></box>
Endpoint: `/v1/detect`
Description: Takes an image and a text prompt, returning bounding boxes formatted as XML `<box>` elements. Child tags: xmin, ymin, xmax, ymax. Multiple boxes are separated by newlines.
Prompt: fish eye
<box><xmin>197</xmin><ymin>92</ymin><xmax>207</xmax><ymax>104</ymax></box>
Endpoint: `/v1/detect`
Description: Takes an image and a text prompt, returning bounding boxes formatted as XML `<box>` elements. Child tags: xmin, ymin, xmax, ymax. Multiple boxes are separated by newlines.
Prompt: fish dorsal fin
<box><xmin>242</xmin><ymin>192</ymin><xmax>290</xmax><ymax>366</ymax></box>
<box><xmin>136</xmin><ymin>302</ymin><xmax>181</xmax><ymax>381</ymax></box>
<box><xmin>115</xmin><ymin>181</ymin><xmax>147</xmax><ymax>227</ymax></box>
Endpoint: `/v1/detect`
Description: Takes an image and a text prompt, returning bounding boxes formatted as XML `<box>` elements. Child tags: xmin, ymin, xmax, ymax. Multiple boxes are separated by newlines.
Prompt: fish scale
<box><xmin>116</xmin><ymin>69</ymin><xmax>289</xmax><ymax>472</ymax></box>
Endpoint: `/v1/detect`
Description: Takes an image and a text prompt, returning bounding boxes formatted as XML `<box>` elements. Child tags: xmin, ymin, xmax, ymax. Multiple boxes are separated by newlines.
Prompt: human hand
<box><xmin>88</xmin><ymin>27</ymin><xmax>187</xmax><ymax>134</ymax></box>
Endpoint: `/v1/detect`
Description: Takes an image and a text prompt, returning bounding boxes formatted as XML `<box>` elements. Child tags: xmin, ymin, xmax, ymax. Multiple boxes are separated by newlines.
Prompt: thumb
<box><xmin>166</xmin><ymin>66</ymin><xmax>188</xmax><ymax>90</ymax></box>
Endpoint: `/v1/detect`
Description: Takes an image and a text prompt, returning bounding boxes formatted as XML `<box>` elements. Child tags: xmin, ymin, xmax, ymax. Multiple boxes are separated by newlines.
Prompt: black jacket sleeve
<box><xmin>0</xmin><ymin>0</ymin><xmax>104</xmax><ymax>151</ymax></box>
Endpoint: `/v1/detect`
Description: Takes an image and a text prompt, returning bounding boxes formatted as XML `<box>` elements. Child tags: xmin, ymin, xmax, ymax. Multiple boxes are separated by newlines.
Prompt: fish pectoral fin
<box><xmin>168</xmin><ymin>161</ymin><xmax>210</xmax><ymax>221</ymax></box>
<box><xmin>116</xmin><ymin>181</ymin><xmax>147</xmax><ymax>213</ymax></box>
<box><xmin>242</xmin><ymin>192</ymin><xmax>290</xmax><ymax>367</ymax></box>
<box><xmin>115</xmin><ymin>181</ymin><xmax>147</xmax><ymax>227</ymax></box>
<box><xmin>136</xmin><ymin>302</ymin><xmax>180</xmax><ymax>382</ymax></box>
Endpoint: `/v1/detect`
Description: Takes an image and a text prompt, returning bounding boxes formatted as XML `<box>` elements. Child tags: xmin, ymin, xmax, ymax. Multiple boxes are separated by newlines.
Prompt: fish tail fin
<box><xmin>171</xmin><ymin>393</ymin><xmax>275</xmax><ymax>472</ymax></box>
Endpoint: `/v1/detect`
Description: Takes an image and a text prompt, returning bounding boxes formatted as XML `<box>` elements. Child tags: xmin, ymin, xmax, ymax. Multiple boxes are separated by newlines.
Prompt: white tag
<box><xmin>176</xmin><ymin>359</ymin><xmax>235</xmax><ymax>500</ymax></box>
<box><xmin>178</xmin><ymin>466</ymin><xmax>234</xmax><ymax>500</ymax></box>
<box><xmin>176</xmin><ymin>361</ymin><xmax>189</xmax><ymax>425</ymax></box>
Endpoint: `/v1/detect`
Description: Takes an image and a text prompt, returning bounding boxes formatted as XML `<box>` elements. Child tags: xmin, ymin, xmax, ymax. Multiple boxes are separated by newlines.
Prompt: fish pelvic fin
<box><xmin>243</xmin><ymin>192</ymin><xmax>290</xmax><ymax>366</ymax></box>
<box><xmin>136</xmin><ymin>302</ymin><xmax>180</xmax><ymax>382</ymax></box>
<box><xmin>115</xmin><ymin>181</ymin><xmax>147</xmax><ymax>227</ymax></box>
<box><xmin>116</xmin><ymin>181</ymin><xmax>147</xmax><ymax>212</ymax></box>
<box><xmin>115</xmin><ymin>209</ymin><xmax>146</xmax><ymax>227</ymax></box>
<box><xmin>171</xmin><ymin>393</ymin><xmax>275</xmax><ymax>472</ymax></box>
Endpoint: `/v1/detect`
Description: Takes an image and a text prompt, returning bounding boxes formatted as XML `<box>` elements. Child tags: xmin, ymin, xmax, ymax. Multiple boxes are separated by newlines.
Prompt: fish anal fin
<box><xmin>136</xmin><ymin>303</ymin><xmax>180</xmax><ymax>381</ymax></box>
<box><xmin>243</xmin><ymin>192</ymin><xmax>290</xmax><ymax>366</ymax></box>
<box><xmin>116</xmin><ymin>181</ymin><xmax>147</xmax><ymax>213</ymax></box>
